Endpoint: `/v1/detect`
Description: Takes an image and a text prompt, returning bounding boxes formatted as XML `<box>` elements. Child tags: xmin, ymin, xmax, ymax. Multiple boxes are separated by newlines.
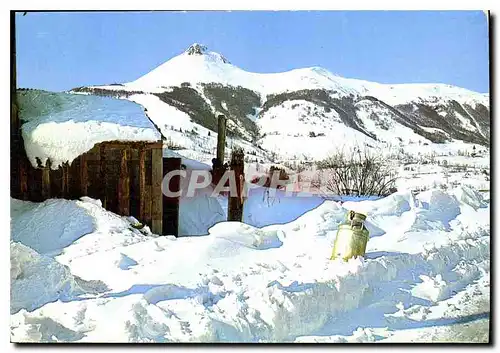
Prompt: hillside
<box><xmin>70</xmin><ymin>43</ymin><xmax>490</xmax><ymax>163</ymax></box>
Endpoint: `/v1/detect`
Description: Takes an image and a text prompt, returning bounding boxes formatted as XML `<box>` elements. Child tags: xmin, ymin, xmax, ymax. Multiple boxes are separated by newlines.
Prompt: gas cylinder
<box><xmin>331</xmin><ymin>210</ymin><xmax>369</xmax><ymax>261</ymax></box>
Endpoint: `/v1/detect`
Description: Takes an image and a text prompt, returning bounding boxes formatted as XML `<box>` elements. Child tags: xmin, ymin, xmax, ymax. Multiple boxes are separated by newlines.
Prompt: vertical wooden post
<box><xmin>99</xmin><ymin>144</ymin><xmax>106</xmax><ymax>208</ymax></box>
<box><xmin>11</xmin><ymin>13</ymin><xmax>17</xmax><ymax>128</ymax></box>
<box><xmin>19</xmin><ymin>158</ymin><xmax>28</xmax><ymax>200</ymax></box>
<box><xmin>162</xmin><ymin>158</ymin><xmax>181</xmax><ymax>236</ymax></box>
<box><xmin>144</xmin><ymin>148</ymin><xmax>153</xmax><ymax>227</ymax></box>
<box><xmin>138</xmin><ymin>147</ymin><xmax>146</xmax><ymax>221</ymax></box>
<box><xmin>11</xmin><ymin>13</ymin><xmax>20</xmax><ymax>199</ymax></box>
<box><xmin>61</xmin><ymin>162</ymin><xmax>69</xmax><ymax>198</ymax></box>
<box><xmin>80</xmin><ymin>154</ymin><xmax>88</xmax><ymax>195</ymax></box>
<box><xmin>144</xmin><ymin>185</ymin><xmax>152</xmax><ymax>227</ymax></box>
<box><xmin>118</xmin><ymin>148</ymin><xmax>130</xmax><ymax>215</ymax></box>
<box><xmin>228</xmin><ymin>147</ymin><xmax>245</xmax><ymax>222</ymax></box>
<box><xmin>41</xmin><ymin>159</ymin><xmax>51</xmax><ymax>200</ymax></box>
<box><xmin>27</xmin><ymin>164</ymin><xmax>36</xmax><ymax>201</ymax></box>
<box><xmin>216</xmin><ymin>114</ymin><xmax>226</xmax><ymax>164</ymax></box>
<box><xmin>151</xmin><ymin>146</ymin><xmax>163</xmax><ymax>235</ymax></box>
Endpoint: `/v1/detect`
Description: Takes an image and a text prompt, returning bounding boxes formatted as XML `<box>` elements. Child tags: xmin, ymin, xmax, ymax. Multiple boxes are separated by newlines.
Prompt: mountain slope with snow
<box><xmin>125</xmin><ymin>44</ymin><xmax>488</xmax><ymax>107</ymax></box>
<box><xmin>71</xmin><ymin>43</ymin><xmax>490</xmax><ymax>162</ymax></box>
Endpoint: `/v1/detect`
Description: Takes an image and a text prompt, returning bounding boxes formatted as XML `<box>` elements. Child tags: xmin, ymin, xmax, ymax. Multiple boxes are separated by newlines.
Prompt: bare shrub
<box><xmin>165</xmin><ymin>137</ymin><xmax>185</xmax><ymax>151</ymax></box>
<box><xmin>316</xmin><ymin>147</ymin><xmax>397</xmax><ymax>197</ymax></box>
<box><xmin>249</xmin><ymin>165</ymin><xmax>290</xmax><ymax>190</ymax></box>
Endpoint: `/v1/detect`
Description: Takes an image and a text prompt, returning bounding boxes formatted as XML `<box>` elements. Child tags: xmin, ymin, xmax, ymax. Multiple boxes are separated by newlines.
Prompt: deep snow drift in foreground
<box><xmin>10</xmin><ymin>185</ymin><xmax>490</xmax><ymax>343</ymax></box>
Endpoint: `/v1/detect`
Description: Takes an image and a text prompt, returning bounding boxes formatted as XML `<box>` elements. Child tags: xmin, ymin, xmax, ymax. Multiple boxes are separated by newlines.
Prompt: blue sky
<box><xmin>16</xmin><ymin>11</ymin><xmax>489</xmax><ymax>93</ymax></box>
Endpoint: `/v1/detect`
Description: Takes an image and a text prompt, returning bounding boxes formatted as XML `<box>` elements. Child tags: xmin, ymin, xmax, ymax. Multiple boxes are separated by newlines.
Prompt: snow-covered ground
<box><xmin>10</xmin><ymin>182</ymin><xmax>490</xmax><ymax>343</ymax></box>
<box><xmin>11</xmin><ymin>43</ymin><xmax>491</xmax><ymax>344</ymax></box>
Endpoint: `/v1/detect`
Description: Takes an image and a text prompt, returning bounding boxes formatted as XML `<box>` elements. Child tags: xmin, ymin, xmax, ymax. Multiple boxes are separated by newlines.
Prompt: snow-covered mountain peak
<box><xmin>127</xmin><ymin>46</ymin><xmax>488</xmax><ymax>109</ymax></box>
<box><xmin>126</xmin><ymin>43</ymin><xmax>235</xmax><ymax>88</ymax></box>
<box><xmin>183</xmin><ymin>43</ymin><xmax>231</xmax><ymax>63</ymax></box>
<box><xmin>184</xmin><ymin>43</ymin><xmax>208</xmax><ymax>55</ymax></box>
<box><xmin>81</xmin><ymin>43</ymin><xmax>490</xmax><ymax>153</ymax></box>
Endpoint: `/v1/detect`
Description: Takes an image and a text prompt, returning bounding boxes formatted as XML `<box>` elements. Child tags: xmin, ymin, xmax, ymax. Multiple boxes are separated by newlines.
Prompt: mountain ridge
<box><xmin>70</xmin><ymin>43</ymin><xmax>490</xmax><ymax>162</ymax></box>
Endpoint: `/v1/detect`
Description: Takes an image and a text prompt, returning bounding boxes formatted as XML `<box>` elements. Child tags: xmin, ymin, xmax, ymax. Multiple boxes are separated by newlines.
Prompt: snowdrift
<box><xmin>11</xmin><ymin>199</ymin><xmax>95</xmax><ymax>256</ymax></box>
<box><xmin>10</xmin><ymin>185</ymin><xmax>490</xmax><ymax>342</ymax></box>
<box><xmin>10</xmin><ymin>241</ymin><xmax>108</xmax><ymax>315</ymax></box>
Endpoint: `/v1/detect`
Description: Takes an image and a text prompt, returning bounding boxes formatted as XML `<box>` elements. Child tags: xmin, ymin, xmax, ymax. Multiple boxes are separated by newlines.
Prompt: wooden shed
<box><xmin>11</xmin><ymin>89</ymin><xmax>180</xmax><ymax>236</ymax></box>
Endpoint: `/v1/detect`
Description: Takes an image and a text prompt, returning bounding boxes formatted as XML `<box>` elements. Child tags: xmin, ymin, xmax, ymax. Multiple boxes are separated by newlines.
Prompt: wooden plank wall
<box><xmin>228</xmin><ymin>148</ymin><xmax>245</xmax><ymax>222</ymax></box>
<box><xmin>151</xmin><ymin>148</ymin><xmax>163</xmax><ymax>235</ymax></box>
<box><xmin>12</xmin><ymin>141</ymin><xmax>178</xmax><ymax>235</ymax></box>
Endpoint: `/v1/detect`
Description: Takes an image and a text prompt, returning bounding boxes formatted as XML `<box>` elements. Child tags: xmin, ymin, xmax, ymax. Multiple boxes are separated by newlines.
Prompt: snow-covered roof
<box><xmin>18</xmin><ymin>90</ymin><xmax>162</xmax><ymax>169</ymax></box>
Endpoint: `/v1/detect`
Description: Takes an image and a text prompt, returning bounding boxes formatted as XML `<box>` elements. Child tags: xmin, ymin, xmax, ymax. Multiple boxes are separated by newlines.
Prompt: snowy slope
<box><xmin>72</xmin><ymin>43</ymin><xmax>489</xmax><ymax>166</ymax></box>
<box><xmin>10</xmin><ymin>184</ymin><xmax>490</xmax><ymax>343</ymax></box>
<box><xmin>257</xmin><ymin>100</ymin><xmax>370</xmax><ymax>160</ymax></box>
<box><xmin>125</xmin><ymin>44</ymin><xmax>488</xmax><ymax>108</ymax></box>
<box><xmin>126</xmin><ymin>44</ymin><xmax>357</xmax><ymax>98</ymax></box>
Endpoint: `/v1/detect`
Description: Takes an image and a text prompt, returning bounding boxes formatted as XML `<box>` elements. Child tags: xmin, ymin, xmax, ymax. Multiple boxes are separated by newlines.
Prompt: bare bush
<box><xmin>165</xmin><ymin>137</ymin><xmax>185</xmax><ymax>151</ymax></box>
<box><xmin>249</xmin><ymin>165</ymin><xmax>290</xmax><ymax>190</ymax></box>
<box><xmin>316</xmin><ymin>147</ymin><xmax>397</xmax><ymax>197</ymax></box>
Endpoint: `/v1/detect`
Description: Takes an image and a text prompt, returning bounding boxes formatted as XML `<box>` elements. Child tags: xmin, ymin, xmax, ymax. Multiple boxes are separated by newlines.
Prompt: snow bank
<box><xmin>11</xmin><ymin>198</ymin><xmax>95</xmax><ymax>256</ymax></box>
<box><xmin>18</xmin><ymin>90</ymin><xmax>161</xmax><ymax>168</ymax></box>
<box><xmin>452</xmin><ymin>185</ymin><xmax>488</xmax><ymax>211</ymax></box>
<box><xmin>10</xmin><ymin>241</ymin><xmax>107</xmax><ymax>314</ymax></box>
<box><xmin>173</xmin><ymin>157</ymin><xmax>225</xmax><ymax>236</ymax></box>
<box><xmin>243</xmin><ymin>187</ymin><xmax>326</xmax><ymax>228</ymax></box>
<box><xmin>209</xmin><ymin>222</ymin><xmax>284</xmax><ymax>251</ymax></box>
<box><xmin>342</xmin><ymin>191</ymin><xmax>412</xmax><ymax>217</ymax></box>
<box><xmin>411</xmin><ymin>190</ymin><xmax>461</xmax><ymax>231</ymax></box>
<box><xmin>10</xmin><ymin>185</ymin><xmax>490</xmax><ymax>343</ymax></box>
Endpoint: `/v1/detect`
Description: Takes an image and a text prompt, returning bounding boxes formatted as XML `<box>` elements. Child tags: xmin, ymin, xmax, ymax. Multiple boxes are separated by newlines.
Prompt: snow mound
<box><xmin>343</xmin><ymin>191</ymin><xmax>412</xmax><ymax>217</ymax></box>
<box><xmin>142</xmin><ymin>284</ymin><xmax>216</xmax><ymax>306</ymax></box>
<box><xmin>53</xmin><ymin>197</ymin><xmax>155</xmax><ymax>265</ymax></box>
<box><xmin>79</xmin><ymin>196</ymin><xmax>103</xmax><ymax>207</ymax></box>
<box><xmin>411</xmin><ymin>190</ymin><xmax>461</xmax><ymax>231</ymax></box>
<box><xmin>11</xmin><ymin>198</ymin><xmax>95</xmax><ymax>256</ymax></box>
<box><xmin>10</xmin><ymin>242</ymin><xmax>107</xmax><ymax>314</ymax></box>
<box><xmin>209</xmin><ymin>222</ymin><xmax>284</xmax><ymax>251</ymax></box>
<box><xmin>453</xmin><ymin>185</ymin><xmax>487</xmax><ymax>210</ymax></box>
